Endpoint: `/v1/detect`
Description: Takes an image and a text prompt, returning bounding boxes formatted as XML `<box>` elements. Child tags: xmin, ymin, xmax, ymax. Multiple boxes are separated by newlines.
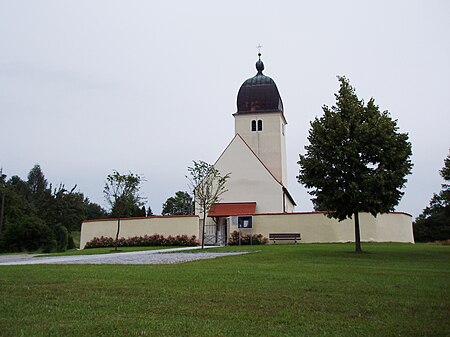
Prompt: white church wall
<box><xmin>234</xmin><ymin>112</ymin><xmax>287</xmax><ymax>185</ymax></box>
<box><xmin>280</xmin><ymin>118</ymin><xmax>288</xmax><ymax>187</ymax></box>
<box><xmin>283</xmin><ymin>192</ymin><xmax>295</xmax><ymax>213</ymax></box>
<box><xmin>80</xmin><ymin>215</ymin><xmax>199</xmax><ymax>249</ymax></box>
<box><xmin>214</xmin><ymin>135</ymin><xmax>285</xmax><ymax>213</ymax></box>
<box><xmin>236</xmin><ymin>212</ymin><xmax>414</xmax><ymax>244</ymax></box>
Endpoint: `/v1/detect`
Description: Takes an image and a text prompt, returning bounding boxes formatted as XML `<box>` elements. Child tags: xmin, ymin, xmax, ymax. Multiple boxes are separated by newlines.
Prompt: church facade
<box><xmin>199</xmin><ymin>53</ymin><xmax>296</xmax><ymax>245</ymax></box>
<box><xmin>215</xmin><ymin>53</ymin><xmax>295</xmax><ymax>213</ymax></box>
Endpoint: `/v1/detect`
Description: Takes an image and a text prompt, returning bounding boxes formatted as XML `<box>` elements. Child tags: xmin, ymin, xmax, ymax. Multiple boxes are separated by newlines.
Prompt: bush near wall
<box><xmin>84</xmin><ymin>234</ymin><xmax>199</xmax><ymax>249</ymax></box>
<box><xmin>228</xmin><ymin>230</ymin><xmax>268</xmax><ymax>245</ymax></box>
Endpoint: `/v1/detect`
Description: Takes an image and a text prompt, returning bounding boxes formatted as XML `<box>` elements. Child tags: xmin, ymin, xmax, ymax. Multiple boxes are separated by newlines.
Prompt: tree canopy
<box><xmin>103</xmin><ymin>170</ymin><xmax>145</xmax><ymax>218</ymax></box>
<box><xmin>298</xmin><ymin>76</ymin><xmax>413</xmax><ymax>252</ymax></box>
<box><xmin>162</xmin><ymin>191</ymin><xmax>193</xmax><ymax>216</ymax></box>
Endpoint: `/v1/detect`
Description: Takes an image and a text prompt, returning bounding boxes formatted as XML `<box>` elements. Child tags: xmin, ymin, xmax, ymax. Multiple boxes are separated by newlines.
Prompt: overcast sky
<box><xmin>1</xmin><ymin>1</ymin><xmax>449</xmax><ymax>218</ymax></box>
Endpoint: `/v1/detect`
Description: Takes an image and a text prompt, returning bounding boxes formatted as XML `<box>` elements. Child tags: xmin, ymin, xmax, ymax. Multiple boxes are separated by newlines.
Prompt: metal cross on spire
<box><xmin>256</xmin><ymin>43</ymin><xmax>263</xmax><ymax>55</ymax></box>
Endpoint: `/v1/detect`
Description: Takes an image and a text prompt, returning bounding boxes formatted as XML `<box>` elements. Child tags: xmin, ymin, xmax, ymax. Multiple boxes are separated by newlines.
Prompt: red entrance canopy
<box><xmin>208</xmin><ymin>202</ymin><xmax>256</xmax><ymax>217</ymax></box>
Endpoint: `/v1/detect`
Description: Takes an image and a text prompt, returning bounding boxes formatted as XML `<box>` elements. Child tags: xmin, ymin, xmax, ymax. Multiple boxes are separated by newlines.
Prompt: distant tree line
<box><xmin>0</xmin><ymin>165</ymin><xmax>199</xmax><ymax>253</ymax></box>
<box><xmin>0</xmin><ymin>164</ymin><xmax>108</xmax><ymax>252</ymax></box>
<box><xmin>414</xmin><ymin>153</ymin><xmax>450</xmax><ymax>242</ymax></box>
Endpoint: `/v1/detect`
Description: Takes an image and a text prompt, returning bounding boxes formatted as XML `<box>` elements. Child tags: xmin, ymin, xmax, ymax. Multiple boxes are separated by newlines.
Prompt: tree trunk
<box><xmin>354</xmin><ymin>211</ymin><xmax>362</xmax><ymax>253</ymax></box>
<box><xmin>201</xmin><ymin>210</ymin><xmax>206</xmax><ymax>249</ymax></box>
<box><xmin>115</xmin><ymin>217</ymin><xmax>121</xmax><ymax>252</ymax></box>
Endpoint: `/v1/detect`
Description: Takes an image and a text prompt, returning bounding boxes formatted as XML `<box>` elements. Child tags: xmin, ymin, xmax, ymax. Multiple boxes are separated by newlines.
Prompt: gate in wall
<box><xmin>203</xmin><ymin>218</ymin><xmax>227</xmax><ymax>245</ymax></box>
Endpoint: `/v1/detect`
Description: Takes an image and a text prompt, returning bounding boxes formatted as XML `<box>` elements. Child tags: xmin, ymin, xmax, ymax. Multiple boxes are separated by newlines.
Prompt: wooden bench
<box><xmin>269</xmin><ymin>233</ymin><xmax>301</xmax><ymax>244</ymax></box>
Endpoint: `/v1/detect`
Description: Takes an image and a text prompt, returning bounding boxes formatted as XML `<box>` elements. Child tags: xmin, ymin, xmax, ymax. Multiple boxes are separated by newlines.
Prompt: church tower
<box><xmin>234</xmin><ymin>53</ymin><xmax>288</xmax><ymax>186</ymax></box>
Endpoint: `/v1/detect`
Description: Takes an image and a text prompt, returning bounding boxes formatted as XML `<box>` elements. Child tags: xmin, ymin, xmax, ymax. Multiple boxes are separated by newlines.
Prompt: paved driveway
<box><xmin>0</xmin><ymin>247</ymin><xmax>247</xmax><ymax>265</ymax></box>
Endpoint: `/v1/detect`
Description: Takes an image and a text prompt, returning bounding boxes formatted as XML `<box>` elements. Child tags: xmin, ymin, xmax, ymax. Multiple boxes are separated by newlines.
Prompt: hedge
<box><xmin>84</xmin><ymin>234</ymin><xmax>199</xmax><ymax>248</ymax></box>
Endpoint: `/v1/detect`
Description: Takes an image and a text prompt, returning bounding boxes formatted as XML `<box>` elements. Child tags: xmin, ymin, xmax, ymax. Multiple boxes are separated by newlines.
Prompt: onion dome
<box><xmin>236</xmin><ymin>53</ymin><xmax>284</xmax><ymax>113</ymax></box>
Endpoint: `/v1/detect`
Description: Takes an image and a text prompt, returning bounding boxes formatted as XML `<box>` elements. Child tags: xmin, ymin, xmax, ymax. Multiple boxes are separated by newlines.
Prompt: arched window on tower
<box><xmin>258</xmin><ymin>120</ymin><xmax>263</xmax><ymax>131</ymax></box>
<box><xmin>251</xmin><ymin>120</ymin><xmax>256</xmax><ymax>131</ymax></box>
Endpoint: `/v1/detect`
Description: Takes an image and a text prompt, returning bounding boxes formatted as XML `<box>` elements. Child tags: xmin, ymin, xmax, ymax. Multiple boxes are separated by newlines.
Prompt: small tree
<box><xmin>103</xmin><ymin>170</ymin><xmax>144</xmax><ymax>251</ymax></box>
<box><xmin>187</xmin><ymin>161</ymin><xmax>229</xmax><ymax>249</ymax></box>
<box><xmin>162</xmin><ymin>191</ymin><xmax>193</xmax><ymax>215</ymax></box>
<box><xmin>298</xmin><ymin>76</ymin><xmax>412</xmax><ymax>253</ymax></box>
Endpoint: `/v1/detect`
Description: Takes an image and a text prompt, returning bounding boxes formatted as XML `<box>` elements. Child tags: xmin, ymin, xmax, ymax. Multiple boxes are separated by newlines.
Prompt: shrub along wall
<box><xmin>228</xmin><ymin>231</ymin><xmax>268</xmax><ymax>245</ymax></box>
<box><xmin>85</xmin><ymin>234</ymin><xmax>198</xmax><ymax>248</ymax></box>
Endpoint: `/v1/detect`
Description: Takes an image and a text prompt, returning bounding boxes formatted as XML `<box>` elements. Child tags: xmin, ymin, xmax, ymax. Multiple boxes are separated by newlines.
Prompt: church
<box><xmin>200</xmin><ymin>52</ymin><xmax>296</xmax><ymax>245</ymax></box>
<box><xmin>80</xmin><ymin>54</ymin><xmax>415</xmax><ymax>249</ymax></box>
<box><xmin>199</xmin><ymin>52</ymin><xmax>414</xmax><ymax>246</ymax></box>
<box><xmin>215</xmin><ymin>52</ymin><xmax>295</xmax><ymax>213</ymax></box>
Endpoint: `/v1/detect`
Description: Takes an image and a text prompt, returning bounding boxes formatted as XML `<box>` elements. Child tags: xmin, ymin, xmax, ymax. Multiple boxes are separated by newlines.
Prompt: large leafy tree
<box><xmin>162</xmin><ymin>191</ymin><xmax>193</xmax><ymax>216</ymax></box>
<box><xmin>187</xmin><ymin>161</ymin><xmax>229</xmax><ymax>249</ymax></box>
<box><xmin>414</xmin><ymin>153</ymin><xmax>450</xmax><ymax>242</ymax></box>
<box><xmin>298</xmin><ymin>76</ymin><xmax>413</xmax><ymax>253</ymax></box>
<box><xmin>103</xmin><ymin>170</ymin><xmax>145</xmax><ymax>250</ymax></box>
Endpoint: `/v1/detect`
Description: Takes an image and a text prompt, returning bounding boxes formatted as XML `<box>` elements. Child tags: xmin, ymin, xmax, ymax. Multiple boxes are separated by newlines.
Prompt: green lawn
<box><xmin>0</xmin><ymin>243</ymin><xmax>448</xmax><ymax>337</ymax></box>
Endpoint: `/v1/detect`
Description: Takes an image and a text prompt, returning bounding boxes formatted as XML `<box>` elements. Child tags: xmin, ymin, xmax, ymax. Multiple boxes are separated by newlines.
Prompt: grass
<box><xmin>0</xmin><ymin>243</ymin><xmax>449</xmax><ymax>336</ymax></box>
<box><xmin>70</xmin><ymin>231</ymin><xmax>81</xmax><ymax>248</ymax></box>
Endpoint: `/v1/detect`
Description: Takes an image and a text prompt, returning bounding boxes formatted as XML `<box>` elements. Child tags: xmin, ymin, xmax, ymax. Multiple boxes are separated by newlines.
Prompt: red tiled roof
<box><xmin>208</xmin><ymin>202</ymin><xmax>256</xmax><ymax>217</ymax></box>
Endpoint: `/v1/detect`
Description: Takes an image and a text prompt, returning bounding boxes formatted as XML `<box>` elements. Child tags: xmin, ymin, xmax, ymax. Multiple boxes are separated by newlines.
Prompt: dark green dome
<box><xmin>236</xmin><ymin>54</ymin><xmax>284</xmax><ymax>113</ymax></box>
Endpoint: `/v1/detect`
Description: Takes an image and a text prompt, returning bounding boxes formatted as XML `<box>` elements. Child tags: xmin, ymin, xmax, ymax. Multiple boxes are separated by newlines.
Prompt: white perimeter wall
<box><xmin>80</xmin><ymin>212</ymin><xmax>414</xmax><ymax>248</ymax></box>
<box><xmin>234</xmin><ymin>212</ymin><xmax>414</xmax><ymax>243</ymax></box>
<box><xmin>80</xmin><ymin>215</ymin><xmax>199</xmax><ymax>249</ymax></box>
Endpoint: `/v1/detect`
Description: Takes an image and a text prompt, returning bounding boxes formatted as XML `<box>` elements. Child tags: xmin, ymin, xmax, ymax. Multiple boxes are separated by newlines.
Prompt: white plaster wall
<box><xmin>280</xmin><ymin>119</ymin><xmax>287</xmax><ymax>187</ymax></box>
<box><xmin>213</xmin><ymin>135</ymin><xmax>285</xmax><ymax>213</ymax></box>
<box><xmin>234</xmin><ymin>112</ymin><xmax>287</xmax><ymax>185</ymax></box>
<box><xmin>359</xmin><ymin>213</ymin><xmax>415</xmax><ymax>243</ymax></box>
<box><xmin>235</xmin><ymin>212</ymin><xmax>414</xmax><ymax>244</ymax></box>
<box><xmin>284</xmin><ymin>193</ymin><xmax>295</xmax><ymax>212</ymax></box>
<box><xmin>81</xmin><ymin>212</ymin><xmax>414</xmax><ymax>248</ymax></box>
<box><xmin>80</xmin><ymin>215</ymin><xmax>199</xmax><ymax>249</ymax></box>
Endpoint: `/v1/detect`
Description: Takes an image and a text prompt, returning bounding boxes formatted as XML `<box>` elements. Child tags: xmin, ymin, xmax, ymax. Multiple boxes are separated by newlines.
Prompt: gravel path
<box><xmin>0</xmin><ymin>247</ymin><xmax>248</xmax><ymax>265</ymax></box>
